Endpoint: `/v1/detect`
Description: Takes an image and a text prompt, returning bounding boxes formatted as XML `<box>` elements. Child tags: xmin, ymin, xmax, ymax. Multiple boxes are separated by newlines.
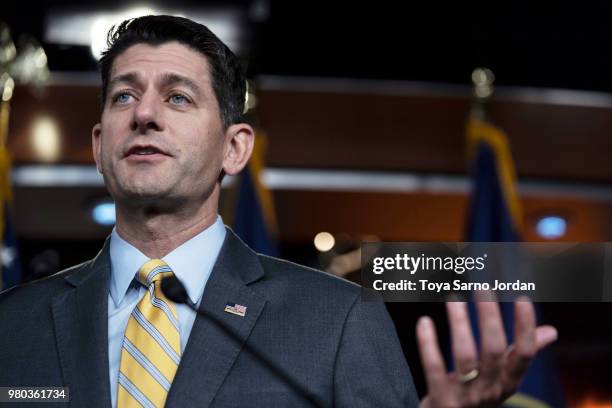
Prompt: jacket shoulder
<box><xmin>0</xmin><ymin>260</ymin><xmax>92</xmax><ymax>309</ymax></box>
<box><xmin>256</xmin><ymin>253</ymin><xmax>362</xmax><ymax>303</ymax></box>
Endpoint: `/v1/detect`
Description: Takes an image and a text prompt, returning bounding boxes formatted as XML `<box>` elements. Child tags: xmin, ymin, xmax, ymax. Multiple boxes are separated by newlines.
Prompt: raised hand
<box><xmin>417</xmin><ymin>300</ymin><xmax>558</xmax><ymax>408</ymax></box>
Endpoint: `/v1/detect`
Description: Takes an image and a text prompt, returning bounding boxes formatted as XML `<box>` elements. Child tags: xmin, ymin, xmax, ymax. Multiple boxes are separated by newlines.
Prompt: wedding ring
<box><xmin>458</xmin><ymin>368</ymin><xmax>479</xmax><ymax>383</ymax></box>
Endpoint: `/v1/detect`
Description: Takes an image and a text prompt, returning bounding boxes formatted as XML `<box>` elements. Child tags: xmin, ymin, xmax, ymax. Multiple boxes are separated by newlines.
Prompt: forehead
<box><xmin>110</xmin><ymin>41</ymin><xmax>212</xmax><ymax>86</ymax></box>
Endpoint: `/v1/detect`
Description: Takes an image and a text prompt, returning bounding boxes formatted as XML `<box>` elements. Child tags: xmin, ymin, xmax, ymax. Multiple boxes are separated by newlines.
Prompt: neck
<box><xmin>114</xmin><ymin>185</ymin><xmax>220</xmax><ymax>259</ymax></box>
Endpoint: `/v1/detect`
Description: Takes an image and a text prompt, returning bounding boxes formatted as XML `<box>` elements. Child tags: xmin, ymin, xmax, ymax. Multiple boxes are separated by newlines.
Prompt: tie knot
<box><xmin>137</xmin><ymin>259</ymin><xmax>173</xmax><ymax>286</ymax></box>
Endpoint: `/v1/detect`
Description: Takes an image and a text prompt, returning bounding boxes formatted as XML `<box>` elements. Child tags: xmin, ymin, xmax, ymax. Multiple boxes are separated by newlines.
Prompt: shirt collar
<box><xmin>109</xmin><ymin>215</ymin><xmax>226</xmax><ymax>307</ymax></box>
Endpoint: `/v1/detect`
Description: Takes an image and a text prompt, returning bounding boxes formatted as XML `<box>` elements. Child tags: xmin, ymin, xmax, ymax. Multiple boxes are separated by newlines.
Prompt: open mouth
<box><xmin>125</xmin><ymin>145</ymin><xmax>169</xmax><ymax>157</ymax></box>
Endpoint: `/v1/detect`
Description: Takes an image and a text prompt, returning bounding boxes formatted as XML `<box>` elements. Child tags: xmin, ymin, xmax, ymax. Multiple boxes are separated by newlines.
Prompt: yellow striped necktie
<box><xmin>117</xmin><ymin>259</ymin><xmax>182</xmax><ymax>408</ymax></box>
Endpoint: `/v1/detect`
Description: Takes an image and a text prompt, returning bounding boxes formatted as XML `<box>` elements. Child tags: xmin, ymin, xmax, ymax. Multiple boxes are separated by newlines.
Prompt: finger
<box><xmin>535</xmin><ymin>325</ymin><xmax>558</xmax><ymax>349</ymax></box>
<box><xmin>416</xmin><ymin>316</ymin><xmax>448</xmax><ymax>394</ymax></box>
<box><xmin>446</xmin><ymin>302</ymin><xmax>478</xmax><ymax>375</ymax></box>
<box><xmin>477</xmin><ymin>301</ymin><xmax>507</xmax><ymax>384</ymax></box>
<box><xmin>505</xmin><ymin>299</ymin><xmax>536</xmax><ymax>382</ymax></box>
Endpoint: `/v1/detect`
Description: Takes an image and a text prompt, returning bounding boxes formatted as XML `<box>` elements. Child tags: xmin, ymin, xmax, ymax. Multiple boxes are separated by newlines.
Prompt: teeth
<box><xmin>132</xmin><ymin>147</ymin><xmax>159</xmax><ymax>155</ymax></box>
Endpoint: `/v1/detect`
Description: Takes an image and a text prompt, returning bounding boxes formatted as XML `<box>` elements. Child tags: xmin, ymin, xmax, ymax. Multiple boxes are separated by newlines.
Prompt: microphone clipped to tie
<box><xmin>160</xmin><ymin>274</ymin><xmax>194</xmax><ymax>308</ymax></box>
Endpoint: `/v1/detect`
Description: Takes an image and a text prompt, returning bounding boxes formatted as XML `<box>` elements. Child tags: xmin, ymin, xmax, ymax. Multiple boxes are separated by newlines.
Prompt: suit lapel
<box><xmin>166</xmin><ymin>229</ymin><xmax>267</xmax><ymax>408</ymax></box>
<box><xmin>52</xmin><ymin>239</ymin><xmax>112</xmax><ymax>408</ymax></box>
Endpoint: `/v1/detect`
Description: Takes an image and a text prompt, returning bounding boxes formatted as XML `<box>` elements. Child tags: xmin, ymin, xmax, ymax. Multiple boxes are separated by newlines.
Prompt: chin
<box><xmin>116</xmin><ymin>184</ymin><xmax>171</xmax><ymax>203</ymax></box>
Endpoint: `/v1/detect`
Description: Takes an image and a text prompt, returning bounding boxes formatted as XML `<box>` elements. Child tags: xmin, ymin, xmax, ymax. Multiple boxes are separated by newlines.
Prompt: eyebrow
<box><xmin>159</xmin><ymin>73</ymin><xmax>204</xmax><ymax>99</ymax></box>
<box><xmin>108</xmin><ymin>72</ymin><xmax>141</xmax><ymax>92</ymax></box>
<box><xmin>107</xmin><ymin>72</ymin><xmax>204</xmax><ymax>99</ymax></box>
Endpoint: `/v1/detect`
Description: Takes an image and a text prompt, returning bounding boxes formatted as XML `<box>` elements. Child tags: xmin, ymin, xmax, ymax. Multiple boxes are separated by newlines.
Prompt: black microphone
<box><xmin>161</xmin><ymin>274</ymin><xmax>194</xmax><ymax>307</ymax></box>
<box><xmin>161</xmin><ymin>275</ymin><xmax>325</xmax><ymax>408</ymax></box>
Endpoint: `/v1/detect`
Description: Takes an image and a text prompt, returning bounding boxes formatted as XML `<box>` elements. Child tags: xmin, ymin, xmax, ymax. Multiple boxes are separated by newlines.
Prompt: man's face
<box><xmin>92</xmin><ymin>41</ymin><xmax>228</xmax><ymax>209</ymax></box>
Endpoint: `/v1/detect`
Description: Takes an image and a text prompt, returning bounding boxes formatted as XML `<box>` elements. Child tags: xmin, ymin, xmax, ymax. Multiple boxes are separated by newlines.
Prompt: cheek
<box><xmin>97</xmin><ymin>142</ymin><xmax>124</xmax><ymax>181</ymax></box>
<box><xmin>177</xmin><ymin>122</ymin><xmax>224</xmax><ymax>163</ymax></box>
<box><xmin>191</xmin><ymin>138</ymin><xmax>221</xmax><ymax>174</ymax></box>
<box><xmin>100</xmin><ymin>118</ymin><xmax>129</xmax><ymax>158</ymax></box>
<box><xmin>99</xmin><ymin>135</ymin><xmax>118</xmax><ymax>165</ymax></box>
<box><xmin>206</xmin><ymin>132</ymin><xmax>227</xmax><ymax>167</ymax></box>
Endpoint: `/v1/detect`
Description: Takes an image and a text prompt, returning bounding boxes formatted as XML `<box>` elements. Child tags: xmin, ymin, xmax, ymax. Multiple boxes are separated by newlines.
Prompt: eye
<box><xmin>169</xmin><ymin>94</ymin><xmax>190</xmax><ymax>105</ymax></box>
<box><xmin>113</xmin><ymin>92</ymin><xmax>133</xmax><ymax>104</ymax></box>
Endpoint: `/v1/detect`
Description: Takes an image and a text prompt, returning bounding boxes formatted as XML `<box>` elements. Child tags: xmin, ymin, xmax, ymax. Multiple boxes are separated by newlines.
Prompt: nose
<box><xmin>131</xmin><ymin>91</ymin><xmax>165</xmax><ymax>133</ymax></box>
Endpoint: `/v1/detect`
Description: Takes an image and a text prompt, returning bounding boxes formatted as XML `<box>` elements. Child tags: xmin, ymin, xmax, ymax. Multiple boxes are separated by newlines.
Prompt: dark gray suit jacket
<box><xmin>0</xmin><ymin>229</ymin><xmax>419</xmax><ymax>407</ymax></box>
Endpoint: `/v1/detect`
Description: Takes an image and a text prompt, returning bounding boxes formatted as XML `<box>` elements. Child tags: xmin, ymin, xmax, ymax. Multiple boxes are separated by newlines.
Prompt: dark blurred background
<box><xmin>2</xmin><ymin>1</ymin><xmax>612</xmax><ymax>406</ymax></box>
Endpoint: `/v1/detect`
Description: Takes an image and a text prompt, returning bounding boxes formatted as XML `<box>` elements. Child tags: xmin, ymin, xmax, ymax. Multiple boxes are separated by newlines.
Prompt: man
<box><xmin>0</xmin><ymin>16</ymin><xmax>557</xmax><ymax>407</ymax></box>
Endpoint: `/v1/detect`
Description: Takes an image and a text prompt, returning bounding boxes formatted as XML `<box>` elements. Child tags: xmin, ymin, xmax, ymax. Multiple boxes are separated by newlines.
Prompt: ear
<box><xmin>222</xmin><ymin>123</ymin><xmax>255</xmax><ymax>176</ymax></box>
<box><xmin>92</xmin><ymin>123</ymin><xmax>103</xmax><ymax>174</ymax></box>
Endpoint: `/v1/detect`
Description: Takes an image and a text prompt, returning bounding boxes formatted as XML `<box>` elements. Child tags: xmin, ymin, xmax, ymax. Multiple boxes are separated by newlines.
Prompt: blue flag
<box><xmin>233</xmin><ymin>135</ymin><xmax>279</xmax><ymax>257</ymax></box>
<box><xmin>465</xmin><ymin>117</ymin><xmax>565</xmax><ymax>408</ymax></box>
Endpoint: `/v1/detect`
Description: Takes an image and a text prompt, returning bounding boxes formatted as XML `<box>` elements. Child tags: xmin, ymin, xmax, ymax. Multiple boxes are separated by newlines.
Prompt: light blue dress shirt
<box><xmin>107</xmin><ymin>216</ymin><xmax>226</xmax><ymax>408</ymax></box>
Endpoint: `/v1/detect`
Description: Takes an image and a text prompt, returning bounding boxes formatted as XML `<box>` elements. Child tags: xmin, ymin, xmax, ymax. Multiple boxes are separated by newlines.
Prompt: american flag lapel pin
<box><xmin>224</xmin><ymin>302</ymin><xmax>247</xmax><ymax>317</ymax></box>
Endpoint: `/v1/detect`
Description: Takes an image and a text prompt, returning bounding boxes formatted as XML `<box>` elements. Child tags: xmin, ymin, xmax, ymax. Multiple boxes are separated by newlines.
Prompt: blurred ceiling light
<box><xmin>9</xmin><ymin>36</ymin><xmax>50</xmax><ymax>87</ymax></box>
<box><xmin>30</xmin><ymin>116</ymin><xmax>61</xmax><ymax>162</ymax></box>
<box><xmin>92</xmin><ymin>201</ymin><xmax>116</xmax><ymax>226</ymax></box>
<box><xmin>314</xmin><ymin>232</ymin><xmax>335</xmax><ymax>252</ymax></box>
<box><xmin>45</xmin><ymin>6</ymin><xmax>244</xmax><ymax>60</ymax></box>
<box><xmin>0</xmin><ymin>23</ymin><xmax>17</xmax><ymax>65</ymax></box>
<box><xmin>243</xmin><ymin>80</ymin><xmax>257</xmax><ymax>114</ymax></box>
<box><xmin>536</xmin><ymin>215</ymin><xmax>567</xmax><ymax>240</ymax></box>
<box><xmin>1</xmin><ymin>73</ymin><xmax>14</xmax><ymax>101</ymax></box>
